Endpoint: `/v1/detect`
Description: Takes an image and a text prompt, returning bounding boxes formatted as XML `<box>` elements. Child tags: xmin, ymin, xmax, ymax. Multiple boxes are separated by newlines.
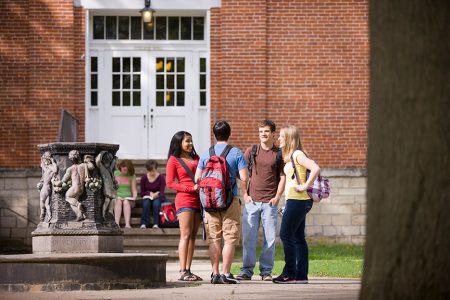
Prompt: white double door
<box><xmin>99</xmin><ymin>50</ymin><xmax>202</xmax><ymax>159</ymax></box>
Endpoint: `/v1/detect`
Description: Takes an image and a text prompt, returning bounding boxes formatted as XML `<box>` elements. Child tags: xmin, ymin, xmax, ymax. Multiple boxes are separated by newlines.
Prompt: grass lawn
<box><xmin>231</xmin><ymin>243</ymin><xmax>363</xmax><ymax>278</ymax></box>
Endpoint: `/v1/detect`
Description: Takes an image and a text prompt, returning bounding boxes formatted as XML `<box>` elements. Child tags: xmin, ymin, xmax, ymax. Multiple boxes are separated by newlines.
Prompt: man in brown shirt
<box><xmin>237</xmin><ymin>120</ymin><xmax>286</xmax><ymax>281</ymax></box>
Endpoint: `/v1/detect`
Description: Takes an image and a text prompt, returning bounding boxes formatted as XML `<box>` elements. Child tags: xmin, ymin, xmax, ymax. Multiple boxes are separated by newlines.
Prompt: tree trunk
<box><xmin>362</xmin><ymin>1</ymin><xmax>450</xmax><ymax>299</ymax></box>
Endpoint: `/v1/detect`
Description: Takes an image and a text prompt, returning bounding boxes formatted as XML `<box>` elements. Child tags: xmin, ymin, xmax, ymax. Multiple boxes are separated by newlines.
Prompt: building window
<box><xmin>112</xmin><ymin>57</ymin><xmax>141</xmax><ymax>107</ymax></box>
<box><xmin>90</xmin><ymin>57</ymin><xmax>98</xmax><ymax>106</ymax></box>
<box><xmin>199</xmin><ymin>57</ymin><xmax>207</xmax><ymax>106</ymax></box>
<box><xmin>156</xmin><ymin>57</ymin><xmax>185</xmax><ymax>107</ymax></box>
<box><xmin>93</xmin><ymin>16</ymin><xmax>204</xmax><ymax>41</ymax></box>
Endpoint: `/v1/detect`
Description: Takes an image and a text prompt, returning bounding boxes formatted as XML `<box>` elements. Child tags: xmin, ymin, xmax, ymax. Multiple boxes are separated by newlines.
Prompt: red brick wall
<box><xmin>0</xmin><ymin>0</ymin><xmax>85</xmax><ymax>168</ymax></box>
<box><xmin>1</xmin><ymin>0</ymin><xmax>367</xmax><ymax>169</ymax></box>
<box><xmin>211</xmin><ymin>0</ymin><xmax>369</xmax><ymax>168</ymax></box>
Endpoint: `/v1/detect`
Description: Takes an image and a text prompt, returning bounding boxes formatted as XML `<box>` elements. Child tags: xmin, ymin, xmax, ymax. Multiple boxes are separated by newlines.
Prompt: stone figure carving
<box><xmin>62</xmin><ymin>150</ymin><xmax>86</xmax><ymax>221</ymax></box>
<box><xmin>95</xmin><ymin>150</ymin><xmax>118</xmax><ymax>220</ymax></box>
<box><xmin>37</xmin><ymin>151</ymin><xmax>58</xmax><ymax>222</ymax></box>
<box><xmin>83</xmin><ymin>154</ymin><xmax>103</xmax><ymax>193</ymax></box>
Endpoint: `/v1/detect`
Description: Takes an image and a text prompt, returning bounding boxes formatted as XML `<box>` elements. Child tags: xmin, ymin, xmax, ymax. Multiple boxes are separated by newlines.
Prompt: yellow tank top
<box><xmin>284</xmin><ymin>150</ymin><xmax>310</xmax><ymax>200</ymax></box>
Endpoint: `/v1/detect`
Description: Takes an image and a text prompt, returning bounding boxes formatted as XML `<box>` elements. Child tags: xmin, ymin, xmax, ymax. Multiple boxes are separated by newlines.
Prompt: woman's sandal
<box><xmin>187</xmin><ymin>270</ymin><xmax>203</xmax><ymax>281</ymax></box>
<box><xmin>178</xmin><ymin>270</ymin><xmax>203</xmax><ymax>281</ymax></box>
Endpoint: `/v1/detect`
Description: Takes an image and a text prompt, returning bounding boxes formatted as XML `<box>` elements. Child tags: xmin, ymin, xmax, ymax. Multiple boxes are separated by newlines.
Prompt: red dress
<box><xmin>166</xmin><ymin>155</ymin><xmax>200</xmax><ymax>210</ymax></box>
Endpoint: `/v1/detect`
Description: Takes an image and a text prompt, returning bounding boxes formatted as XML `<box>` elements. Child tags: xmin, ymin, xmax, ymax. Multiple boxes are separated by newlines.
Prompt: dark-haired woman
<box><xmin>140</xmin><ymin>159</ymin><xmax>166</xmax><ymax>229</ymax></box>
<box><xmin>166</xmin><ymin>131</ymin><xmax>203</xmax><ymax>281</ymax></box>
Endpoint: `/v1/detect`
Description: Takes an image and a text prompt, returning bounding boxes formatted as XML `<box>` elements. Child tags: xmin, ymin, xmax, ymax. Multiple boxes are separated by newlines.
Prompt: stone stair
<box><xmin>116</xmin><ymin>159</ymin><xmax>210</xmax><ymax>260</ymax></box>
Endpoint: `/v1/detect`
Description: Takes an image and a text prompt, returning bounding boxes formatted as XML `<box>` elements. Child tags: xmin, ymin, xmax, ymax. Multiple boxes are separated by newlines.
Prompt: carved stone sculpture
<box><xmin>62</xmin><ymin>150</ymin><xmax>86</xmax><ymax>221</ymax></box>
<box><xmin>96</xmin><ymin>150</ymin><xmax>118</xmax><ymax>220</ymax></box>
<box><xmin>37</xmin><ymin>151</ymin><xmax>58</xmax><ymax>222</ymax></box>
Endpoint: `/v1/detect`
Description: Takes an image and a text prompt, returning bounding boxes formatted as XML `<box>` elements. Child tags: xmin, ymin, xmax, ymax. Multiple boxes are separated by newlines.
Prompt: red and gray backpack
<box><xmin>199</xmin><ymin>145</ymin><xmax>234</xmax><ymax>212</ymax></box>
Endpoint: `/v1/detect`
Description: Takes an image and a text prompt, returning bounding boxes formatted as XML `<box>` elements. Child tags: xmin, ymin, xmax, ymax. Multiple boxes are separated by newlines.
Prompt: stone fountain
<box><xmin>0</xmin><ymin>143</ymin><xmax>167</xmax><ymax>292</ymax></box>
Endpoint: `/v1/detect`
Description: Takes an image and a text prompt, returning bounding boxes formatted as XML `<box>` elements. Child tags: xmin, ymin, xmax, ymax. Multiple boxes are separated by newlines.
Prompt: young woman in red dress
<box><xmin>166</xmin><ymin>131</ymin><xmax>202</xmax><ymax>281</ymax></box>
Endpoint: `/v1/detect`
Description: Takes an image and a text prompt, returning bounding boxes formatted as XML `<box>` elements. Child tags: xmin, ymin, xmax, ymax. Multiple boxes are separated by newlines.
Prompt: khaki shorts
<box><xmin>204</xmin><ymin>197</ymin><xmax>241</xmax><ymax>246</ymax></box>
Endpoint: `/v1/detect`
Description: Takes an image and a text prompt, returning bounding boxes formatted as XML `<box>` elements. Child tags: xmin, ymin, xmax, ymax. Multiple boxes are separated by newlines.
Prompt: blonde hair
<box><xmin>280</xmin><ymin>126</ymin><xmax>306</xmax><ymax>163</ymax></box>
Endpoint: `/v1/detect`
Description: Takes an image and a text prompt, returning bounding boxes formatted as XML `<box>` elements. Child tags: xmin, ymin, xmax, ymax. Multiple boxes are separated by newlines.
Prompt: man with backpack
<box><xmin>236</xmin><ymin>120</ymin><xmax>286</xmax><ymax>281</ymax></box>
<box><xmin>195</xmin><ymin>120</ymin><xmax>248</xmax><ymax>284</ymax></box>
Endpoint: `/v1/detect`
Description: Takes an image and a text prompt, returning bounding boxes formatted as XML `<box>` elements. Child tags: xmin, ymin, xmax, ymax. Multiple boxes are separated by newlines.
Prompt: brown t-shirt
<box><xmin>245</xmin><ymin>145</ymin><xmax>285</xmax><ymax>202</ymax></box>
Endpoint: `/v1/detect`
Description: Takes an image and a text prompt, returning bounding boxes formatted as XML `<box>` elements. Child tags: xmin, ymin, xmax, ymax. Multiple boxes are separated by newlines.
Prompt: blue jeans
<box><xmin>141</xmin><ymin>197</ymin><xmax>164</xmax><ymax>227</ymax></box>
<box><xmin>280</xmin><ymin>199</ymin><xmax>313</xmax><ymax>280</ymax></box>
<box><xmin>240</xmin><ymin>201</ymin><xmax>278</xmax><ymax>277</ymax></box>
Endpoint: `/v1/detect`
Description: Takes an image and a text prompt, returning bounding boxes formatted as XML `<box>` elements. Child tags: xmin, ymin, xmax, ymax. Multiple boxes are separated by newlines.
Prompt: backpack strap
<box><xmin>248</xmin><ymin>144</ymin><xmax>258</xmax><ymax>178</ymax></box>
<box><xmin>275</xmin><ymin>147</ymin><xmax>283</xmax><ymax>182</ymax></box>
<box><xmin>208</xmin><ymin>146</ymin><xmax>216</xmax><ymax>157</ymax></box>
<box><xmin>175</xmin><ymin>157</ymin><xmax>195</xmax><ymax>183</ymax></box>
<box><xmin>220</xmin><ymin>144</ymin><xmax>233</xmax><ymax>158</ymax></box>
<box><xmin>290</xmin><ymin>152</ymin><xmax>301</xmax><ymax>185</ymax></box>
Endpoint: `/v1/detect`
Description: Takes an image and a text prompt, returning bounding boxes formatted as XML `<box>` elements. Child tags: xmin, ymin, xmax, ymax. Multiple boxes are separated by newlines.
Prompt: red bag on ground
<box><xmin>159</xmin><ymin>202</ymin><xmax>179</xmax><ymax>228</ymax></box>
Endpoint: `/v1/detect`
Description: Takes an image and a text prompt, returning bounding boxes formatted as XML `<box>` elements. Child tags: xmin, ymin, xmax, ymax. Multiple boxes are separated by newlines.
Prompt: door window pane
<box><xmin>90</xmin><ymin>57</ymin><xmax>98</xmax><ymax>106</ymax></box>
<box><xmin>133</xmin><ymin>91</ymin><xmax>141</xmax><ymax>106</ymax></box>
<box><xmin>177</xmin><ymin>92</ymin><xmax>185</xmax><ymax>106</ymax></box>
<box><xmin>133</xmin><ymin>75</ymin><xmax>141</xmax><ymax>89</ymax></box>
<box><xmin>113</xmin><ymin>92</ymin><xmax>120</xmax><ymax>106</ymax></box>
<box><xmin>91</xmin><ymin>57</ymin><xmax>98</xmax><ymax>72</ymax></box>
<box><xmin>156</xmin><ymin>92</ymin><xmax>164</xmax><ymax>106</ymax></box>
<box><xmin>143</xmin><ymin>21</ymin><xmax>154</xmax><ymax>39</ymax></box>
<box><xmin>93</xmin><ymin>16</ymin><xmax>104</xmax><ymax>39</ymax></box>
<box><xmin>155</xmin><ymin>17</ymin><xmax>167</xmax><ymax>40</ymax></box>
<box><xmin>166</xmin><ymin>58</ymin><xmax>174</xmax><ymax>73</ymax></box>
<box><xmin>106</xmin><ymin>16</ymin><xmax>117</xmax><ymax>39</ymax></box>
<box><xmin>156</xmin><ymin>75</ymin><xmax>164</xmax><ymax>89</ymax></box>
<box><xmin>200</xmin><ymin>92</ymin><xmax>206</xmax><ymax>106</ymax></box>
<box><xmin>177</xmin><ymin>75</ymin><xmax>185</xmax><ymax>89</ymax></box>
<box><xmin>113</xmin><ymin>75</ymin><xmax>121</xmax><ymax>89</ymax></box>
<box><xmin>156</xmin><ymin>58</ymin><xmax>164</xmax><ymax>72</ymax></box>
<box><xmin>177</xmin><ymin>58</ymin><xmax>185</xmax><ymax>72</ymax></box>
<box><xmin>130</xmin><ymin>17</ymin><xmax>142</xmax><ymax>40</ymax></box>
<box><xmin>122</xmin><ymin>57</ymin><xmax>130</xmax><ymax>72</ymax></box>
<box><xmin>91</xmin><ymin>74</ymin><xmax>98</xmax><ymax>89</ymax></box>
<box><xmin>166</xmin><ymin>91</ymin><xmax>174</xmax><ymax>106</ymax></box>
<box><xmin>122</xmin><ymin>92</ymin><xmax>130</xmax><ymax>106</ymax></box>
<box><xmin>113</xmin><ymin>57</ymin><xmax>120</xmax><ymax>72</ymax></box>
<box><xmin>199</xmin><ymin>58</ymin><xmax>207</xmax><ymax>106</ymax></box>
<box><xmin>91</xmin><ymin>92</ymin><xmax>98</xmax><ymax>106</ymax></box>
<box><xmin>168</xmin><ymin>17</ymin><xmax>179</xmax><ymax>40</ymax></box>
<box><xmin>118</xmin><ymin>16</ymin><xmax>130</xmax><ymax>39</ymax></box>
<box><xmin>133</xmin><ymin>57</ymin><xmax>141</xmax><ymax>72</ymax></box>
<box><xmin>122</xmin><ymin>75</ymin><xmax>130</xmax><ymax>89</ymax></box>
<box><xmin>166</xmin><ymin>75</ymin><xmax>174</xmax><ymax>89</ymax></box>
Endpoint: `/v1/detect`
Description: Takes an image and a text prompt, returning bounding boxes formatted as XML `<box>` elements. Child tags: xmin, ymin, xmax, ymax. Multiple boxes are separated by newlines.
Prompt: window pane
<box><xmin>166</xmin><ymin>58</ymin><xmax>174</xmax><ymax>73</ymax></box>
<box><xmin>130</xmin><ymin>17</ymin><xmax>142</xmax><ymax>40</ymax></box>
<box><xmin>122</xmin><ymin>57</ymin><xmax>130</xmax><ymax>72</ymax></box>
<box><xmin>133</xmin><ymin>75</ymin><xmax>141</xmax><ymax>89</ymax></box>
<box><xmin>156</xmin><ymin>92</ymin><xmax>164</xmax><ymax>106</ymax></box>
<box><xmin>200</xmin><ymin>74</ymin><xmax>206</xmax><ymax>90</ymax></box>
<box><xmin>177</xmin><ymin>58</ymin><xmax>185</xmax><ymax>73</ymax></box>
<box><xmin>113</xmin><ymin>75</ymin><xmax>120</xmax><ymax>89</ymax></box>
<box><xmin>156</xmin><ymin>58</ymin><xmax>164</xmax><ymax>72</ymax></box>
<box><xmin>193</xmin><ymin>17</ymin><xmax>204</xmax><ymax>40</ymax></box>
<box><xmin>118</xmin><ymin>16</ymin><xmax>129</xmax><ymax>39</ymax></box>
<box><xmin>122</xmin><ymin>92</ymin><xmax>130</xmax><ymax>106</ymax></box>
<box><xmin>166</xmin><ymin>75</ymin><xmax>174</xmax><ymax>89</ymax></box>
<box><xmin>156</xmin><ymin>75</ymin><xmax>164</xmax><ymax>89</ymax></box>
<box><xmin>122</xmin><ymin>75</ymin><xmax>130</xmax><ymax>89</ymax></box>
<box><xmin>113</xmin><ymin>57</ymin><xmax>120</xmax><ymax>72</ymax></box>
<box><xmin>177</xmin><ymin>75</ymin><xmax>185</xmax><ymax>89</ymax></box>
<box><xmin>168</xmin><ymin>17</ymin><xmax>179</xmax><ymax>40</ymax></box>
<box><xmin>200</xmin><ymin>91</ymin><xmax>206</xmax><ymax>106</ymax></box>
<box><xmin>133</xmin><ymin>92</ymin><xmax>141</xmax><ymax>106</ymax></box>
<box><xmin>91</xmin><ymin>74</ymin><xmax>98</xmax><ymax>89</ymax></box>
<box><xmin>200</xmin><ymin>58</ymin><xmax>206</xmax><ymax>73</ymax></box>
<box><xmin>133</xmin><ymin>57</ymin><xmax>141</xmax><ymax>72</ymax></box>
<box><xmin>143</xmin><ymin>21</ymin><xmax>154</xmax><ymax>39</ymax></box>
<box><xmin>112</xmin><ymin>92</ymin><xmax>120</xmax><ymax>106</ymax></box>
<box><xmin>93</xmin><ymin>16</ymin><xmax>104</xmax><ymax>39</ymax></box>
<box><xmin>91</xmin><ymin>91</ymin><xmax>98</xmax><ymax>106</ymax></box>
<box><xmin>91</xmin><ymin>57</ymin><xmax>98</xmax><ymax>72</ymax></box>
<box><xmin>166</xmin><ymin>91</ymin><xmax>174</xmax><ymax>106</ymax></box>
<box><xmin>177</xmin><ymin>92</ymin><xmax>185</xmax><ymax>106</ymax></box>
<box><xmin>106</xmin><ymin>16</ymin><xmax>117</xmax><ymax>39</ymax></box>
<box><xmin>180</xmin><ymin>17</ymin><xmax>191</xmax><ymax>40</ymax></box>
<box><xmin>155</xmin><ymin>17</ymin><xmax>167</xmax><ymax>40</ymax></box>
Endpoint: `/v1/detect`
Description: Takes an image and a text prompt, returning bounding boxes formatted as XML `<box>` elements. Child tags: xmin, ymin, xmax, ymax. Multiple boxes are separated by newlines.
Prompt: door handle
<box><xmin>143</xmin><ymin>115</ymin><xmax>146</xmax><ymax>128</ymax></box>
<box><xmin>150</xmin><ymin>114</ymin><xmax>153</xmax><ymax>128</ymax></box>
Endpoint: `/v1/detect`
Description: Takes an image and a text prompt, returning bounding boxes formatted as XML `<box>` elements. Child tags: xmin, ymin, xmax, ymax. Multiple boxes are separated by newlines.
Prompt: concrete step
<box><xmin>124</xmin><ymin>249</ymin><xmax>210</xmax><ymax>260</ymax></box>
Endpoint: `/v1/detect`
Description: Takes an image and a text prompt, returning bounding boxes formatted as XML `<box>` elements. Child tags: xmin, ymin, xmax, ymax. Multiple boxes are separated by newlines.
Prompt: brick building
<box><xmin>0</xmin><ymin>0</ymin><xmax>368</xmax><ymax>250</ymax></box>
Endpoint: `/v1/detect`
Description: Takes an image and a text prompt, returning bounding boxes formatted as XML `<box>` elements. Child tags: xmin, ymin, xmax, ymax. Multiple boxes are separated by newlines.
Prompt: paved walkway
<box><xmin>0</xmin><ymin>261</ymin><xmax>361</xmax><ymax>300</ymax></box>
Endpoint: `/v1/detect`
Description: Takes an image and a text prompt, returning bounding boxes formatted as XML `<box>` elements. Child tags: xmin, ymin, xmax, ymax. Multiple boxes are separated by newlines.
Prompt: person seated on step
<box><xmin>140</xmin><ymin>159</ymin><xmax>166</xmax><ymax>229</ymax></box>
<box><xmin>114</xmin><ymin>159</ymin><xmax>137</xmax><ymax>228</ymax></box>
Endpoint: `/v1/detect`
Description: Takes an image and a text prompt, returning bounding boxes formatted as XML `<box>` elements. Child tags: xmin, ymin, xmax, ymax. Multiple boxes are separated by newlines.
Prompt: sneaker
<box><xmin>261</xmin><ymin>274</ymin><xmax>272</xmax><ymax>281</ymax></box>
<box><xmin>272</xmin><ymin>274</ymin><xmax>296</xmax><ymax>284</ymax></box>
<box><xmin>152</xmin><ymin>224</ymin><xmax>159</xmax><ymax>229</ymax></box>
<box><xmin>211</xmin><ymin>273</ymin><xmax>222</xmax><ymax>284</ymax></box>
<box><xmin>219</xmin><ymin>274</ymin><xmax>240</xmax><ymax>284</ymax></box>
<box><xmin>236</xmin><ymin>273</ymin><xmax>252</xmax><ymax>281</ymax></box>
<box><xmin>140</xmin><ymin>224</ymin><xmax>146</xmax><ymax>229</ymax></box>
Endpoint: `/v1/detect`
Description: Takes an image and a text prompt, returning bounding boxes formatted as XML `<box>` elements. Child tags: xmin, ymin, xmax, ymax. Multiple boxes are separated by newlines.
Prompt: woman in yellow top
<box><xmin>272</xmin><ymin>126</ymin><xmax>320</xmax><ymax>284</ymax></box>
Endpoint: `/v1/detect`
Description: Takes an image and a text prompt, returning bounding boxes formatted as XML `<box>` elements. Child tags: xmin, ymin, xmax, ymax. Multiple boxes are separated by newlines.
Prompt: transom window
<box><xmin>156</xmin><ymin>57</ymin><xmax>185</xmax><ymax>107</ymax></box>
<box><xmin>93</xmin><ymin>16</ymin><xmax>204</xmax><ymax>41</ymax></box>
<box><xmin>112</xmin><ymin>57</ymin><xmax>141</xmax><ymax>107</ymax></box>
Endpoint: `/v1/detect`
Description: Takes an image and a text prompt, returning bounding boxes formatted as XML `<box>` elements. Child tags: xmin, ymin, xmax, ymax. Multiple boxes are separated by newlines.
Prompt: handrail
<box><xmin>0</xmin><ymin>207</ymin><xmax>38</xmax><ymax>226</ymax></box>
